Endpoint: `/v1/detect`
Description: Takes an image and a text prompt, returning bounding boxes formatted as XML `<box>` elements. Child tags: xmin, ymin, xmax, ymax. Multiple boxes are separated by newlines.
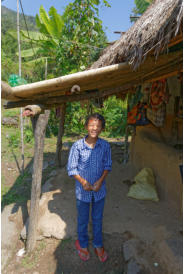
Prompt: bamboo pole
<box><xmin>4</xmin><ymin>85</ymin><xmax>132</xmax><ymax>109</ymax></box>
<box><xmin>26</xmin><ymin>110</ymin><xmax>50</xmax><ymax>253</ymax></box>
<box><xmin>4</xmin><ymin>54</ymin><xmax>182</xmax><ymax>110</ymax></box>
<box><xmin>2</xmin><ymin>50</ymin><xmax>182</xmax><ymax>101</ymax></box>
<box><xmin>1</xmin><ymin>81</ymin><xmax>19</xmax><ymax>101</ymax></box>
<box><xmin>5</xmin><ymin>62</ymin><xmax>129</xmax><ymax>98</ymax></box>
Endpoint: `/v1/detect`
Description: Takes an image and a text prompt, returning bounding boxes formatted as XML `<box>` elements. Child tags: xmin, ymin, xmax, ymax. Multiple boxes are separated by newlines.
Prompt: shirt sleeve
<box><xmin>103</xmin><ymin>143</ymin><xmax>112</xmax><ymax>171</ymax></box>
<box><xmin>67</xmin><ymin>143</ymin><xmax>80</xmax><ymax>177</ymax></box>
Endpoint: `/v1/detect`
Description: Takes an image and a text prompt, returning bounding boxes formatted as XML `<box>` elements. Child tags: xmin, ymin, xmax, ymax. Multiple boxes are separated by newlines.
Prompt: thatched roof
<box><xmin>91</xmin><ymin>0</ymin><xmax>183</xmax><ymax>70</ymax></box>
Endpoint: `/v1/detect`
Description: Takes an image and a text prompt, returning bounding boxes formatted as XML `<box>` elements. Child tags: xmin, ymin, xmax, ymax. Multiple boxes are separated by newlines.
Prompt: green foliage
<box><xmin>65</xmin><ymin>102</ymin><xmax>88</xmax><ymax>135</ymax></box>
<box><xmin>8</xmin><ymin>131</ymin><xmax>21</xmax><ymax>148</ymax></box>
<box><xmin>36</xmin><ymin>5</ymin><xmax>64</xmax><ymax>41</ymax></box>
<box><xmin>1</xmin><ymin>171</ymin><xmax>30</xmax><ymax>207</ymax></box>
<box><xmin>24</xmin><ymin>125</ymin><xmax>34</xmax><ymax>143</ymax></box>
<box><xmin>58</xmin><ymin>0</ymin><xmax>108</xmax><ymax>74</ymax></box>
<box><xmin>1</xmin><ymin>6</ymin><xmax>43</xmax><ymax>82</ymax></box>
<box><xmin>47</xmin><ymin>96</ymin><xmax>128</xmax><ymax>138</ymax></box>
<box><xmin>46</xmin><ymin>109</ymin><xmax>60</xmax><ymax>137</ymax></box>
<box><xmin>130</xmin><ymin>0</ymin><xmax>153</xmax><ymax>22</ymax></box>
<box><xmin>102</xmin><ymin>96</ymin><xmax>128</xmax><ymax>137</ymax></box>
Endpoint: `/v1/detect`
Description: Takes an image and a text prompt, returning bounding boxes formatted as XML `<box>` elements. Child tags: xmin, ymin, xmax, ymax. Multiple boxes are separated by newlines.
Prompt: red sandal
<box><xmin>75</xmin><ymin>240</ymin><xmax>90</xmax><ymax>261</ymax></box>
<box><xmin>94</xmin><ymin>247</ymin><xmax>108</xmax><ymax>262</ymax></box>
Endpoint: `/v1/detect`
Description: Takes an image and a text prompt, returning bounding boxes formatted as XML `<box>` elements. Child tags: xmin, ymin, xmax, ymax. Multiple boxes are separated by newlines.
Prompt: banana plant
<box><xmin>10</xmin><ymin>6</ymin><xmax>64</xmax><ymax>70</ymax></box>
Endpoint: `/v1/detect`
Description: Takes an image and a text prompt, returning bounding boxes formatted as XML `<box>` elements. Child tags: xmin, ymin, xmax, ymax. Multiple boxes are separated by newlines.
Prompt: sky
<box><xmin>2</xmin><ymin>0</ymin><xmax>135</xmax><ymax>42</ymax></box>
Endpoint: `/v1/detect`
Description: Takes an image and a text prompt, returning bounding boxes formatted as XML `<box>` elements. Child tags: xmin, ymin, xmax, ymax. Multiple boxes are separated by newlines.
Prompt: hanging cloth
<box><xmin>147</xmin><ymin>79</ymin><xmax>169</xmax><ymax>127</ymax></box>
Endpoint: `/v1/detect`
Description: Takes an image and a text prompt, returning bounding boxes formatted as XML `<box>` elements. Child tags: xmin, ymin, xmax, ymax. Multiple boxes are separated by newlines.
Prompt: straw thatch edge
<box><xmin>91</xmin><ymin>0</ymin><xmax>183</xmax><ymax>70</ymax></box>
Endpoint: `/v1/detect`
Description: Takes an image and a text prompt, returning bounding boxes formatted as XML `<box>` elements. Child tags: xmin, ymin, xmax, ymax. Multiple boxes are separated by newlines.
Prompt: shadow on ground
<box><xmin>54</xmin><ymin>233</ymin><xmax>126</xmax><ymax>274</ymax></box>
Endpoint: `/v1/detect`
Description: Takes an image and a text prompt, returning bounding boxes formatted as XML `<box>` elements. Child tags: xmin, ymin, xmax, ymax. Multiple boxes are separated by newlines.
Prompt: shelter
<box><xmin>90</xmin><ymin>0</ymin><xmax>183</xmax><ymax>212</ymax></box>
<box><xmin>1</xmin><ymin>0</ymin><xmax>183</xmax><ymax>252</ymax></box>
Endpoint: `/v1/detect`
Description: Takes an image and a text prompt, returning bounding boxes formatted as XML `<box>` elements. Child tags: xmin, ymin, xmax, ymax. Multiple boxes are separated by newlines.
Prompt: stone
<box><xmin>1</xmin><ymin>204</ymin><xmax>20</xmax><ymax>270</ymax></box>
<box><xmin>2</xmin><ymin>116</ymin><xmax>19</xmax><ymax>127</ymax></box>
<box><xmin>123</xmin><ymin>241</ymin><xmax>134</xmax><ymax>262</ymax></box>
<box><xmin>41</xmin><ymin>178</ymin><xmax>53</xmax><ymax>193</ymax></box>
<box><xmin>127</xmin><ymin>258</ymin><xmax>141</xmax><ymax>274</ymax></box>
<box><xmin>123</xmin><ymin>239</ymin><xmax>138</xmax><ymax>262</ymax></box>
<box><xmin>21</xmin><ymin>183</ymin><xmax>77</xmax><ymax>240</ymax></box>
<box><xmin>49</xmin><ymin>170</ymin><xmax>57</xmax><ymax>177</ymax></box>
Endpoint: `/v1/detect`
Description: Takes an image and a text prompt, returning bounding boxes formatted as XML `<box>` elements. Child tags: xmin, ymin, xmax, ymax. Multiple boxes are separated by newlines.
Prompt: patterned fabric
<box><xmin>147</xmin><ymin>79</ymin><xmax>168</xmax><ymax>127</ymax></box>
<box><xmin>127</xmin><ymin>102</ymin><xmax>149</xmax><ymax>125</ymax></box>
<box><xmin>147</xmin><ymin>102</ymin><xmax>166</xmax><ymax>127</ymax></box>
<box><xmin>67</xmin><ymin>136</ymin><xmax>112</xmax><ymax>202</ymax></box>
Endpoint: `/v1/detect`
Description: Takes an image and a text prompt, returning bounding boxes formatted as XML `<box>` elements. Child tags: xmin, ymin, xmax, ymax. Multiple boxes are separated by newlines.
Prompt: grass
<box><xmin>21</xmin><ymin>240</ymin><xmax>47</xmax><ymax>269</ymax></box>
<box><xmin>1</xmin><ymin>171</ymin><xmax>31</xmax><ymax>208</ymax></box>
<box><xmin>2</xmin><ymin>107</ymin><xmax>20</xmax><ymax>117</ymax></box>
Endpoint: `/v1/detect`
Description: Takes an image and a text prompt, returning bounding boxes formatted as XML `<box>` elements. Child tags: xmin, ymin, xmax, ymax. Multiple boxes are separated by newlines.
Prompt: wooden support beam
<box><xmin>2</xmin><ymin>50</ymin><xmax>181</xmax><ymax>102</ymax></box>
<box><xmin>4</xmin><ymin>85</ymin><xmax>132</xmax><ymax>109</ymax></box>
<box><xmin>1</xmin><ymin>81</ymin><xmax>19</xmax><ymax>101</ymax></box>
<box><xmin>4</xmin><ymin>62</ymin><xmax>129</xmax><ymax>99</ymax></box>
<box><xmin>23</xmin><ymin>104</ymin><xmax>45</xmax><ymax>117</ymax></box>
<box><xmin>26</xmin><ymin>110</ymin><xmax>50</xmax><ymax>253</ymax></box>
<box><xmin>145</xmin><ymin>70</ymin><xmax>182</xmax><ymax>83</ymax></box>
<box><xmin>56</xmin><ymin>103</ymin><xmax>66</xmax><ymax>167</ymax></box>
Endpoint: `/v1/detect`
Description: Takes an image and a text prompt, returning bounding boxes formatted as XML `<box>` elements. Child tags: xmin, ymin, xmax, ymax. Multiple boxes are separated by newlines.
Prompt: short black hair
<box><xmin>85</xmin><ymin>113</ymin><xmax>105</xmax><ymax>129</ymax></box>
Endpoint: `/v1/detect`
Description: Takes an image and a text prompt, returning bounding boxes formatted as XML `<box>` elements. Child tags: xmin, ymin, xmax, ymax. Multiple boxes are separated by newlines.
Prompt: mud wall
<box><xmin>130</xmin><ymin>75</ymin><xmax>182</xmax><ymax>212</ymax></box>
<box><xmin>130</xmin><ymin>125</ymin><xmax>182</xmax><ymax>211</ymax></box>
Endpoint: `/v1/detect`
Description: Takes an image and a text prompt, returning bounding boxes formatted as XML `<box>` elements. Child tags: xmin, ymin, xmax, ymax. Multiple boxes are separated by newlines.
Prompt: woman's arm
<box><xmin>73</xmin><ymin>174</ymin><xmax>93</xmax><ymax>191</ymax></box>
<box><xmin>92</xmin><ymin>170</ymin><xmax>109</xmax><ymax>192</ymax></box>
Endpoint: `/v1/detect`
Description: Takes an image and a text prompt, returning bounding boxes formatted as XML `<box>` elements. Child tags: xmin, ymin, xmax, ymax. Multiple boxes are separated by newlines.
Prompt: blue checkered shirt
<box><xmin>67</xmin><ymin>136</ymin><xmax>112</xmax><ymax>202</ymax></box>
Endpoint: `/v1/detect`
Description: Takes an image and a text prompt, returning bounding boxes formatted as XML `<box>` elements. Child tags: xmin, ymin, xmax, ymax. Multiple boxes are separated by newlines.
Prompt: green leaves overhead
<box><xmin>134</xmin><ymin>0</ymin><xmax>150</xmax><ymax>14</ymax></box>
<box><xmin>133</xmin><ymin>0</ymin><xmax>152</xmax><ymax>15</ymax></box>
<box><xmin>16</xmin><ymin>48</ymin><xmax>40</xmax><ymax>58</ymax></box>
<box><xmin>35</xmin><ymin>5</ymin><xmax>63</xmax><ymax>42</ymax></box>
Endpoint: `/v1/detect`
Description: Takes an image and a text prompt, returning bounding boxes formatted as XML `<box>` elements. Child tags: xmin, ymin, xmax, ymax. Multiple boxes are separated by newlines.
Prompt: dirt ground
<box><xmin>2</xmin><ymin>140</ymin><xmax>183</xmax><ymax>274</ymax></box>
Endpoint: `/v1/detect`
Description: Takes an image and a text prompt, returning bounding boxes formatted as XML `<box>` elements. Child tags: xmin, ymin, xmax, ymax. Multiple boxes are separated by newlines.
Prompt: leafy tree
<box><xmin>58</xmin><ymin>0</ymin><xmax>109</xmax><ymax>74</ymax></box>
<box><xmin>130</xmin><ymin>0</ymin><xmax>153</xmax><ymax>22</ymax></box>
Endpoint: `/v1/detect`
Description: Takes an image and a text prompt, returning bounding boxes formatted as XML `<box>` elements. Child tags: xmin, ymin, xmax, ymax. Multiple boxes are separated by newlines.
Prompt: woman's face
<box><xmin>85</xmin><ymin>118</ymin><xmax>103</xmax><ymax>139</ymax></box>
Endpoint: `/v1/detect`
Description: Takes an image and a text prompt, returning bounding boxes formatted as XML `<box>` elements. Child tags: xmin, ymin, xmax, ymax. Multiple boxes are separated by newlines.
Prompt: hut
<box><xmin>2</xmin><ymin>0</ymin><xmax>183</xmax><ymax>252</ymax></box>
<box><xmin>90</xmin><ymin>0</ymin><xmax>183</xmax><ymax>212</ymax></box>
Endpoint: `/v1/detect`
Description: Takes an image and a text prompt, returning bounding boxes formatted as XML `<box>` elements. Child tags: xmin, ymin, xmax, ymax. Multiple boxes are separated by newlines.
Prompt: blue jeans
<box><xmin>76</xmin><ymin>196</ymin><xmax>105</xmax><ymax>248</ymax></box>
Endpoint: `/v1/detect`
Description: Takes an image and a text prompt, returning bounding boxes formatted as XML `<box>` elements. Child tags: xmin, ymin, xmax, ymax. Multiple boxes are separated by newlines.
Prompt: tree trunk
<box><xmin>26</xmin><ymin>110</ymin><xmax>50</xmax><ymax>253</ymax></box>
<box><xmin>56</xmin><ymin>103</ymin><xmax>66</xmax><ymax>167</ymax></box>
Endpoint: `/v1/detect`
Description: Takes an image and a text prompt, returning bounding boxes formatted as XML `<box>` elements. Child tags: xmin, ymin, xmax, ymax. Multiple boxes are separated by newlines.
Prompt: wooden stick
<box><xmin>56</xmin><ymin>104</ymin><xmax>66</xmax><ymax>167</ymax></box>
<box><xmin>26</xmin><ymin>110</ymin><xmax>50</xmax><ymax>253</ymax></box>
<box><xmin>26</xmin><ymin>111</ymin><xmax>50</xmax><ymax>252</ymax></box>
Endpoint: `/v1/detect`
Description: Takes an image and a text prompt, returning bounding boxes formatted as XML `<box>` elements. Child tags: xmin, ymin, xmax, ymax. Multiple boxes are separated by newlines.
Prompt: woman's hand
<box><xmin>82</xmin><ymin>180</ymin><xmax>93</xmax><ymax>191</ymax></box>
<box><xmin>92</xmin><ymin>180</ymin><xmax>102</xmax><ymax>192</ymax></box>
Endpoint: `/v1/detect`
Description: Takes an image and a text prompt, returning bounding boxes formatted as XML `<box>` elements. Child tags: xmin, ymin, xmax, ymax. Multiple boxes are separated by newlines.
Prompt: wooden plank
<box><xmin>145</xmin><ymin>70</ymin><xmax>182</xmax><ymax>83</ymax></box>
<box><xmin>4</xmin><ymin>85</ymin><xmax>132</xmax><ymax>109</ymax></box>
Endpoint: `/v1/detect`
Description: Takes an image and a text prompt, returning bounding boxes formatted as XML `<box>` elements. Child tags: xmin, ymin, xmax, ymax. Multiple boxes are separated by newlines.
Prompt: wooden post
<box><xmin>26</xmin><ymin>110</ymin><xmax>50</xmax><ymax>253</ymax></box>
<box><xmin>56</xmin><ymin>103</ymin><xmax>66</xmax><ymax>167</ymax></box>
